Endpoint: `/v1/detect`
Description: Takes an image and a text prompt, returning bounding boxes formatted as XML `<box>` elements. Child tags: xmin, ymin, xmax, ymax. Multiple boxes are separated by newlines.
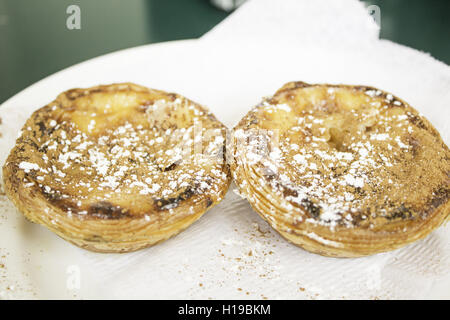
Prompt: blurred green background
<box><xmin>0</xmin><ymin>0</ymin><xmax>449</xmax><ymax>104</ymax></box>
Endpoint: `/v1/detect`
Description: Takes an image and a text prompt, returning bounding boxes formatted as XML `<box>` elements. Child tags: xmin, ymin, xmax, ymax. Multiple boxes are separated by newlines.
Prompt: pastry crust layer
<box><xmin>3</xmin><ymin>83</ymin><xmax>231</xmax><ymax>253</ymax></box>
<box><xmin>231</xmin><ymin>81</ymin><xmax>450</xmax><ymax>257</ymax></box>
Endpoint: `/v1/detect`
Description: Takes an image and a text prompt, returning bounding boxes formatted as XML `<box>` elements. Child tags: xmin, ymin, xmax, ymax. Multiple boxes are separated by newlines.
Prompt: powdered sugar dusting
<box><xmin>13</xmin><ymin>95</ymin><xmax>229</xmax><ymax>218</ymax></box>
<box><xmin>233</xmin><ymin>85</ymin><xmax>436</xmax><ymax>232</ymax></box>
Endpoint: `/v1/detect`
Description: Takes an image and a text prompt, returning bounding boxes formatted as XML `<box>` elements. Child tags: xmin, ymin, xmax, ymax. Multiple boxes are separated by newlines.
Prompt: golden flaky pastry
<box><xmin>3</xmin><ymin>83</ymin><xmax>231</xmax><ymax>253</ymax></box>
<box><xmin>230</xmin><ymin>81</ymin><xmax>450</xmax><ymax>257</ymax></box>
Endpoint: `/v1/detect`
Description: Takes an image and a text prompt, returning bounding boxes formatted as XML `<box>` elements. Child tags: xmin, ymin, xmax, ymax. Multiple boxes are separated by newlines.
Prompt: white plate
<box><xmin>0</xmin><ymin>39</ymin><xmax>449</xmax><ymax>299</ymax></box>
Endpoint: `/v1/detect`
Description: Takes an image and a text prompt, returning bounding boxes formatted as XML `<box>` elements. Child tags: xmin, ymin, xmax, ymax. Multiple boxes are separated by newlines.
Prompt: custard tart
<box><xmin>3</xmin><ymin>83</ymin><xmax>231</xmax><ymax>253</ymax></box>
<box><xmin>230</xmin><ymin>81</ymin><xmax>449</xmax><ymax>257</ymax></box>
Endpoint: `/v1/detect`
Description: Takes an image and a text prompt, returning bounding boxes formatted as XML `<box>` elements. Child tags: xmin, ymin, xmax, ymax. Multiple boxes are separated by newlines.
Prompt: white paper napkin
<box><xmin>203</xmin><ymin>0</ymin><xmax>380</xmax><ymax>47</ymax></box>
